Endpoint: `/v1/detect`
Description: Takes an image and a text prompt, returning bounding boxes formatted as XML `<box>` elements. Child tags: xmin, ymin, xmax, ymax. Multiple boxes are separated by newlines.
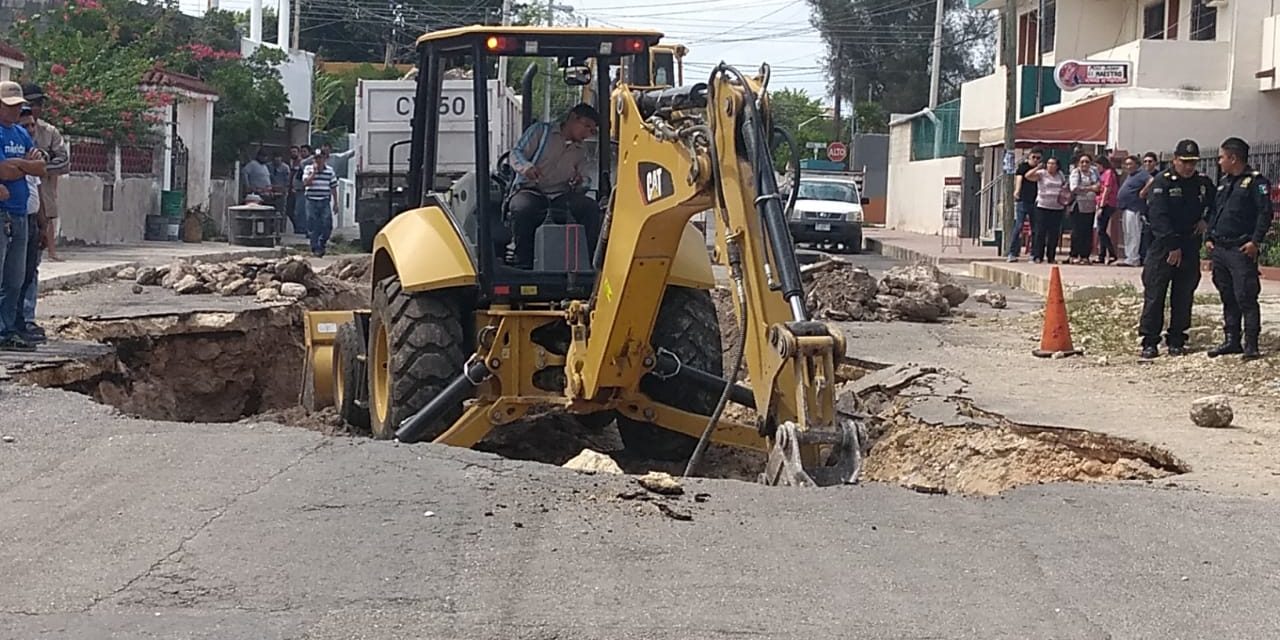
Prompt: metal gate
<box><xmin>171</xmin><ymin>134</ymin><xmax>189</xmax><ymax>193</ymax></box>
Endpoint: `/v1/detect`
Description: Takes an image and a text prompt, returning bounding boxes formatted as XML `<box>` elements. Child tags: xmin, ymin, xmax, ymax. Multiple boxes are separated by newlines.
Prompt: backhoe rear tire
<box><xmin>368</xmin><ymin>275</ymin><xmax>469</xmax><ymax>441</ymax></box>
<box><xmin>334</xmin><ymin>321</ymin><xmax>370</xmax><ymax>434</ymax></box>
<box><xmin>617</xmin><ymin>286</ymin><xmax>725</xmax><ymax>461</ymax></box>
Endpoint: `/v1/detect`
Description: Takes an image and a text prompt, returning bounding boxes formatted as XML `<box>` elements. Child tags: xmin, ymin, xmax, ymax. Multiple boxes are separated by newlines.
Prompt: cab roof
<box><xmin>416</xmin><ymin>25</ymin><xmax>664</xmax><ymax>48</ymax></box>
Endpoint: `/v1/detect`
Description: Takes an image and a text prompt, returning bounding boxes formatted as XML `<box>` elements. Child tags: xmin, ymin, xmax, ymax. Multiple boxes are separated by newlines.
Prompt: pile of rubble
<box><xmin>319</xmin><ymin>255</ymin><xmax>372</xmax><ymax>283</ymax></box>
<box><xmin>803</xmin><ymin>260</ymin><xmax>969</xmax><ymax>323</ymax></box>
<box><xmin>119</xmin><ymin>255</ymin><xmax>358</xmax><ymax>305</ymax></box>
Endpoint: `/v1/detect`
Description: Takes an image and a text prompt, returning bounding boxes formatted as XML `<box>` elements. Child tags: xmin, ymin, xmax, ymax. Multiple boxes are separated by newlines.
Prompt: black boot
<box><xmin>1243</xmin><ymin>336</ymin><xmax>1263</xmax><ymax>361</ymax></box>
<box><xmin>1208</xmin><ymin>335</ymin><xmax>1243</xmax><ymax>358</ymax></box>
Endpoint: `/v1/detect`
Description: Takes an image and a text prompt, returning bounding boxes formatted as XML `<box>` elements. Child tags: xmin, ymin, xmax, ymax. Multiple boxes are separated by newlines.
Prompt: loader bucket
<box><xmin>300</xmin><ymin>310</ymin><xmax>358</xmax><ymax>410</ymax></box>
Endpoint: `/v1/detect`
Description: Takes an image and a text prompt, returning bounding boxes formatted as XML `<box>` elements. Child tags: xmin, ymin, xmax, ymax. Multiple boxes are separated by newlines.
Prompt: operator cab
<box><xmin>404</xmin><ymin>26</ymin><xmax>662</xmax><ymax>305</ymax></box>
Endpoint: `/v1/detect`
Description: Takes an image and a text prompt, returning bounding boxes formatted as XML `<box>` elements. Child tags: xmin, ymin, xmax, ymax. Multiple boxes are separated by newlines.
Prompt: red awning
<box><xmin>1014</xmin><ymin>93</ymin><xmax>1112</xmax><ymax>147</ymax></box>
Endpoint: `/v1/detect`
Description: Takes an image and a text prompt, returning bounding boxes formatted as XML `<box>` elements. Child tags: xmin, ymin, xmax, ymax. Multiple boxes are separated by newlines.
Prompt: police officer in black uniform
<box><xmin>1207</xmin><ymin>137</ymin><xmax>1272</xmax><ymax>360</ymax></box>
<box><xmin>1139</xmin><ymin>139</ymin><xmax>1214</xmax><ymax>359</ymax></box>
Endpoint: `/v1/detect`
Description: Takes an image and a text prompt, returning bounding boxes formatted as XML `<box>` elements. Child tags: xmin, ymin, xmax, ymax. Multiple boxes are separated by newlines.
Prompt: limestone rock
<box><xmin>276</xmin><ymin>258</ymin><xmax>314</xmax><ymax>284</ymax></box>
<box><xmin>280</xmin><ymin>282</ymin><xmax>308</xmax><ymax>298</ymax></box>
<box><xmin>256</xmin><ymin>287</ymin><xmax>281</xmax><ymax>302</ymax></box>
<box><xmin>173</xmin><ymin>274</ymin><xmax>206</xmax><ymax>295</ymax></box>
<box><xmin>131</xmin><ymin>284</ymin><xmax>144</xmax><ymax>295</ymax></box>
<box><xmin>880</xmin><ymin>262</ymin><xmax>968</xmax><ymax>308</ymax></box>
<box><xmin>134</xmin><ymin>267</ymin><xmax>161</xmax><ymax>286</ymax></box>
<box><xmin>637</xmin><ymin>471</ymin><xmax>683</xmax><ymax>495</ymax></box>
<box><xmin>219</xmin><ymin>277</ymin><xmax>252</xmax><ymax>297</ymax></box>
<box><xmin>1190</xmin><ymin>395</ymin><xmax>1233</xmax><ymax>428</ymax></box>
<box><xmin>115</xmin><ymin>266</ymin><xmax>137</xmax><ymax>281</ymax></box>
<box><xmin>562</xmin><ymin>449</ymin><xmax>623</xmax><ymax>475</ymax></box>
<box><xmin>160</xmin><ymin>261</ymin><xmax>189</xmax><ymax>288</ymax></box>
<box><xmin>973</xmin><ymin>288</ymin><xmax>1008</xmax><ymax>309</ymax></box>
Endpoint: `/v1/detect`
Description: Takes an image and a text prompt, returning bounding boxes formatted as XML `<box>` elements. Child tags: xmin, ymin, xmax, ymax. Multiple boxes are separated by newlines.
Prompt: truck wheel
<box><xmin>333</xmin><ymin>321</ymin><xmax>370</xmax><ymax>434</ymax></box>
<box><xmin>617</xmin><ymin>286</ymin><xmax>725</xmax><ymax>460</ymax></box>
<box><xmin>367</xmin><ymin>275</ymin><xmax>468</xmax><ymax>440</ymax></box>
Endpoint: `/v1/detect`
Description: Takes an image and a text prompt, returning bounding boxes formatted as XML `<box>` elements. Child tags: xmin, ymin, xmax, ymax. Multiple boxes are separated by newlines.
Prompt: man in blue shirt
<box><xmin>1117</xmin><ymin>154</ymin><xmax>1152</xmax><ymax>267</ymax></box>
<box><xmin>0</xmin><ymin>81</ymin><xmax>46</xmax><ymax>352</ymax></box>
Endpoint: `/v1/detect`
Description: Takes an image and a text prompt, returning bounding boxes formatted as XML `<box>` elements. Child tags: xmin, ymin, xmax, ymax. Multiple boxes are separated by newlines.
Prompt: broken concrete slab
<box><xmin>843</xmin><ymin>364</ymin><xmax>938</xmax><ymax>396</ymax></box>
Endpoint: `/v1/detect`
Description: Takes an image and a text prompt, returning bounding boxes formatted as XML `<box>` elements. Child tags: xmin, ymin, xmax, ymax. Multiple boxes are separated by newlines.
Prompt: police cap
<box><xmin>1174</xmin><ymin>139</ymin><xmax>1200</xmax><ymax>161</ymax></box>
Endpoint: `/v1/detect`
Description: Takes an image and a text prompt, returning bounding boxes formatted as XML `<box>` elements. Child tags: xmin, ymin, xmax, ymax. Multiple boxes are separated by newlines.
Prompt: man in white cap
<box><xmin>0</xmin><ymin>80</ymin><xmax>47</xmax><ymax>352</ymax></box>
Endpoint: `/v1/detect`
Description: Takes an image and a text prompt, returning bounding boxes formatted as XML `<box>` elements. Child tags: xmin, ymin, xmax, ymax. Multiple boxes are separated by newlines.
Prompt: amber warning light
<box><xmin>485</xmin><ymin>35</ymin><xmax>519</xmax><ymax>52</ymax></box>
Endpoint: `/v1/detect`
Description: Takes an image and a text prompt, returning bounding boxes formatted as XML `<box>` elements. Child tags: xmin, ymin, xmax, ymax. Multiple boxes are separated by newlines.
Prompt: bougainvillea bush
<box><xmin>11</xmin><ymin>0</ymin><xmax>288</xmax><ymax>165</ymax></box>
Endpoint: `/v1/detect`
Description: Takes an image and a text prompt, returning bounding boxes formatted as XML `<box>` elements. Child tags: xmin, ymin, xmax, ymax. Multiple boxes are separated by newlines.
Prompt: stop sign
<box><xmin>826</xmin><ymin>142</ymin><xmax>847</xmax><ymax>163</ymax></box>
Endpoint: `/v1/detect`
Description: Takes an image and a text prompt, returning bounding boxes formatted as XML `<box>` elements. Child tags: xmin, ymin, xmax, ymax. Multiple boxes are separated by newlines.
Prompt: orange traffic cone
<box><xmin>1032</xmin><ymin>266</ymin><xmax>1083</xmax><ymax>358</ymax></box>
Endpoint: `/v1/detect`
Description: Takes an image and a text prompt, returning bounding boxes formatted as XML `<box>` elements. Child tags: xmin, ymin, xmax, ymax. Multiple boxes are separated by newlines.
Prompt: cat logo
<box><xmin>639</xmin><ymin>162</ymin><xmax>674</xmax><ymax>205</ymax></box>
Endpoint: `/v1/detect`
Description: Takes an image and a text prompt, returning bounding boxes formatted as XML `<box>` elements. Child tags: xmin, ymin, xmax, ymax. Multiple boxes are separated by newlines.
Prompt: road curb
<box><xmin>969</xmin><ymin>262</ymin><xmax>1139</xmax><ymax>301</ymax></box>
<box><xmin>41</xmin><ymin>246</ymin><xmax>289</xmax><ymax>293</ymax></box>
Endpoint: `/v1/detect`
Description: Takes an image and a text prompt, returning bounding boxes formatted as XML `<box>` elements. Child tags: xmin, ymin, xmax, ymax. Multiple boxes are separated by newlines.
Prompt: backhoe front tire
<box><xmin>333</xmin><ymin>321</ymin><xmax>370</xmax><ymax>434</ymax></box>
<box><xmin>368</xmin><ymin>276</ymin><xmax>469</xmax><ymax>441</ymax></box>
<box><xmin>617</xmin><ymin>286</ymin><xmax>725</xmax><ymax>461</ymax></box>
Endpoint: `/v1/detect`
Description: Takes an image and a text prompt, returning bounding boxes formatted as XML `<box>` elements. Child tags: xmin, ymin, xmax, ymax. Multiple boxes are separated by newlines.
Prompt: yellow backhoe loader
<box><xmin>303</xmin><ymin>26</ymin><xmax>865</xmax><ymax>486</ymax></box>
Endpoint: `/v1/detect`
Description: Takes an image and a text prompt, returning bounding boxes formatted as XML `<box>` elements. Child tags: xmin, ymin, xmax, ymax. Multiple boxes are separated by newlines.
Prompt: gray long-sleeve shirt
<box><xmin>1117</xmin><ymin>170</ymin><xmax>1152</xmax><ymax>214</ymax></box>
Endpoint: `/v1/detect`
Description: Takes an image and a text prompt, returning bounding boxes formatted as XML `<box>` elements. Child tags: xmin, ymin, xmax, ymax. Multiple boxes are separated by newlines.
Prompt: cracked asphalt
<box><xmin>5</xmin><ymin>383</ymin><xmax>1280</xmax><ymax>640</ymax></box>
<box><xmin>5</xmin><ymin>251</ymin><xmax>1280</xmax><ymax>639</ymax></box>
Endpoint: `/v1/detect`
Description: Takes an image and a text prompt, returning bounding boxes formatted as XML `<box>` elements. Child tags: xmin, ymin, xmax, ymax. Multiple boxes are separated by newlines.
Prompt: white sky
<box><xmin>182</xmin><ymin>0</ymin><xmax>833</xmax><ymax>103</ymax></box>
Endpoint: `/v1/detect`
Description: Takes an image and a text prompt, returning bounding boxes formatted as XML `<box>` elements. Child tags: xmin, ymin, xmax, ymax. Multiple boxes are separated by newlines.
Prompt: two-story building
<box><xmin>956</xmin><ymin>0</ymin><xmax>1280</xmax><ymax>242</ymax></box>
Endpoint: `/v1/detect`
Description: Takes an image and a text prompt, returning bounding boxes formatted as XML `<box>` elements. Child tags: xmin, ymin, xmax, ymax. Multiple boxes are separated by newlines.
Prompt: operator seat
<box><xmin>496</xmin><ymin>151</ymin><xmax>595</xmax><ymax>273</ymax></box>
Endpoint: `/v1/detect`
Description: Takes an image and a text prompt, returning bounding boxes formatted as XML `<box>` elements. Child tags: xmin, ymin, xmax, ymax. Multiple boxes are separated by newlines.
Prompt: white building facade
<box><xmin>960</xmin><ymin>0</ymin><xmax>1280</xmax><ymax>241</ymax></box>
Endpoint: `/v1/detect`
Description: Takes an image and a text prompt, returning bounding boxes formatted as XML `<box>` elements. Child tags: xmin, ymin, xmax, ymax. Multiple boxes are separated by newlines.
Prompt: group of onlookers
<box><xmin>0</xmin><ymin>80</ymin><xmax>66</xmax><ymax>353</ymax></box>
<box><xmin>1010</xmin><ymin>138</ymin><xmax>1275</xmax><ymax>361</ymax></box>
<box><xmin>240</xmin><ymin>142</ymin><xmax>339</xmax><ymax>257</ymax></box>
<box><xmin>1009</xmin><ymin>148</ymin><xmax>1166</xmax><ymax>267</ymax></box>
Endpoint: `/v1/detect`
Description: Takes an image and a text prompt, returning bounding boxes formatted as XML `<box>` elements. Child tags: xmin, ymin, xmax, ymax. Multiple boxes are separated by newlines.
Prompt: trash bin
<box><xmin>228</xmin><ymin>203</ymin><xmax>281</xmax><ymax>247</ymax></box>
<box><xmin>161</xmin><ymin>190</ymin><xmax>185</xmax><ymax>217</ymax></box>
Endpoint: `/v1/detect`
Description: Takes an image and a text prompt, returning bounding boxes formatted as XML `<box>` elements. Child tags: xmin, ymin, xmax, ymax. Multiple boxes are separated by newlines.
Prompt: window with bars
<box><xmin>1143</xmin><ymin>1</ymin><xmax>1166</xmax><ymax>40</ymax></box>
<box><xmin>1191</xmin><ymin>0</ymin><xmax>1217</xmax><ymax>41</ymax></box>
<box><xmin>1040</xmin><ymin>0</ymin><xmax>1056</xmax><ymax>54</ymax></box>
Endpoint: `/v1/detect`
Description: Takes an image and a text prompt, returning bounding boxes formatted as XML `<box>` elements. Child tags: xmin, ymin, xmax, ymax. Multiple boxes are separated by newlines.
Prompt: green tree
<box><xmin>11</xmin><ymin>0</ymin><xmax>291</xmax><ymax>167</ymax></box>
<box><xmin>807</xmin><ymin>0</ymin><xmax>994</xmax><ymax>114</ymax></box>
<box><xmin>768</xmin><ymin>88</ymin><xmax>828</xmax><ymax>167</ymax></box>
<box><xmin>314</xmin><ymin>63</ymin><xmax>406</xmax><ymax>137</ymax></box>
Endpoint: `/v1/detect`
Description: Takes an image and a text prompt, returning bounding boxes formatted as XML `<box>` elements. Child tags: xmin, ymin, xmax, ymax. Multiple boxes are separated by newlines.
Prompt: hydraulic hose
<box><xmin>773</xmin><ymin>124</ymin><xmax>801</xmax><ymax>218</ymax></box>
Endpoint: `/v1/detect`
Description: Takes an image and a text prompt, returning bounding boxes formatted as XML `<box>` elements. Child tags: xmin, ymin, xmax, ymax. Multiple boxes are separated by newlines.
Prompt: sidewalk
<box><xmin>40</xmin><ymin>241</ymin><xmax>289</xmax><ymax>292</ymax></box>
<box><xmin>865</xmin><ymin>228</ymin><xmax>1233</xmax><ymax>299</ymax></box>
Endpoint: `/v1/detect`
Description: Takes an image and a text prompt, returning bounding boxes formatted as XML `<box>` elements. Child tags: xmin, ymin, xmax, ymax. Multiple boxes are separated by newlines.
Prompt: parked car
<box><xmin>786</xmin><ymin>175</ymin><xmax>868</xmax><ymax>254</ymax></box>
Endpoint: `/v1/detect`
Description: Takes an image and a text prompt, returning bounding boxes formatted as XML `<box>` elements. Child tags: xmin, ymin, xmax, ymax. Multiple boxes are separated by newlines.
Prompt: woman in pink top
<box><xmin>1094</xmin><ymin>155</ymin><xmax>1120</xmax><ymax>265</ymax></box>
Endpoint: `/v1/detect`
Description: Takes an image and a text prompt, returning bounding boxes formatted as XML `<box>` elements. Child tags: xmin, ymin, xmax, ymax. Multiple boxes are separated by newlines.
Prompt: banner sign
<box><xmin>1054</xmin><ymin>60</ymin><xmax>1132</xmax><ymax>91</ymax></box>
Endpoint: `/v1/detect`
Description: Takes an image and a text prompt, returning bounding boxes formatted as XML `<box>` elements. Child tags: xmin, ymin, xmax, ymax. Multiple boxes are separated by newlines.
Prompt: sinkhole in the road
<box><xmin>22</xmin><ymin>299</ymin><xmax>1186</xmax><ymax>496</ymax></box>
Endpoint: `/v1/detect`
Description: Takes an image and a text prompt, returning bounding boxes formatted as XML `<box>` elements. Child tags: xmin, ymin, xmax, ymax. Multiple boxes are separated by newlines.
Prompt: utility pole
<box><xmin>291</xmin><ymin>0</ymin><xmax>300</xmax><ymax>49</ymax></box>
<box><xmin>1035</xmin><ymin>0</ymin><xmax>1045</xmax><ymax>113</ymax></box>
<box><xmin>832</xmin><ymin>45</ymin><xmax>842</xmax><ymax>143</ymax></box>
<box><xmin>497</xmin><ymin>0</ymin><xmax>512</xmax><ymax>88</ymax></box>
<box><xmin>928</xmin><ymin>0</ymin><xmax>944</xmax><ymax>109</ymax></box>
<box><xmin>544</xmin><ymin>0</ymin><xmax>554</xmax><ymax>121</ymax></box>
<box><xmin>850</xmin><ymin>73</ymin><xmax>858</xmax><ymax>136</ymax></box>
<box><xmin>1001</xmin><ymin>0</ymin><xmax>1017</xmax><ymax>251</ymax></box>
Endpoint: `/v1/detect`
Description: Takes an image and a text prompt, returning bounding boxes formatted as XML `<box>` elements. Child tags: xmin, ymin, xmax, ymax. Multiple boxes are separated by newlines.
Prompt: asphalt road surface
<box><xmin>3</xmin><ymin>252</ymin><xmax>1276</xmax><ymax>639</ymax></box>
<box><xmin>4</xmin><ymin>382</ymin><xmax>1280</xmax><ymax>640</ymax></box>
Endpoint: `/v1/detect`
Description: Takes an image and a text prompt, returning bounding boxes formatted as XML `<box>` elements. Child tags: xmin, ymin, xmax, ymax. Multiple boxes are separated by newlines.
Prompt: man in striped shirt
<box><xmin>302</xmin><ymin>151</ymin><xmax>338</xmax><ymax>257</ymax></box>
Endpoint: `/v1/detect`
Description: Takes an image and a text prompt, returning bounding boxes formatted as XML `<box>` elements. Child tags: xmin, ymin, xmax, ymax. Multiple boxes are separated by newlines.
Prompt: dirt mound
<box><xmin>121</xmin><ymin>255</ymin><xmax>365</xmax><ymax>310</ymax></box>
<box><xmin>319</xmin><ymin>255</ymin><xmax>373</xmax><ymax>282</ymax></box>
<box><xmin>863</xmin><ymin>409</ymin><xmax>1170</xmax><ymax>495</ymax></box>
<box><xmin>804</xmin><ymin>260</ymin><xmax>968</xmax><ymax>323</ymax></box>
<box><xmin>249</xmin><ymin>405</ymin><xmax>348</xmax><ymax>435</ymax></box>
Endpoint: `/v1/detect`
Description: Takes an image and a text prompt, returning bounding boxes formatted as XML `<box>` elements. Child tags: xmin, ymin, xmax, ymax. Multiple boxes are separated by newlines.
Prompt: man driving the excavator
<box><xmin>506</xmin><ymin>103</ymin><xmax>603</xmax><ymax>270</ymax></box>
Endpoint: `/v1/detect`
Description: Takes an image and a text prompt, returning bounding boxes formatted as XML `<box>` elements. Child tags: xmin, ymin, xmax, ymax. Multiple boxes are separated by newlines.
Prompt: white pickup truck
<box><xmin>352</xmin><ymin>78</ymin><xmax>522</xmax><ymax>249</ymax></box>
